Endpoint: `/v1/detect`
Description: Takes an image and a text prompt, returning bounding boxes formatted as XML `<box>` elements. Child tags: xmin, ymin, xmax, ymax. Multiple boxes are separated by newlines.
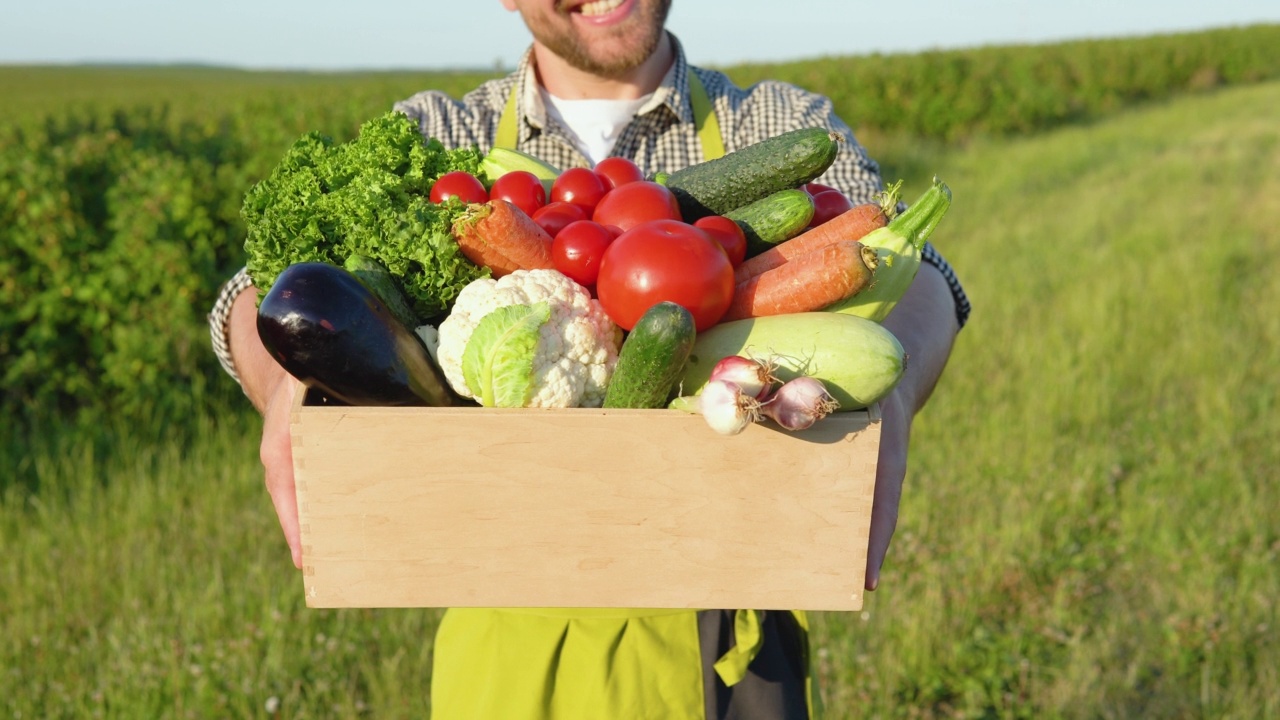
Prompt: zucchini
<box><xmin>603</xmin><ymin>302</ymin><xmax>697</xmax><ymax>408</ymax></box>
<box><xmin>678</xmin><ymin>312</ymin><xmax>905</xmax><ymax>410</ymax></box>
<box><xmin>663</xmin><ymin>127</ymin><xmax>840</xmax><ymax>220</ymax></box>
<box><xmin>725</xmin><ymin>189</ymin><xmax>815</xmax><ymax>257</ymax></box>
<box><xmin>827</xmin><ymin>178</ymin><xmax>952</xmax><ymax>322</ymax></box>
<box><xmin>478</xmin><ymin>146</ymin><xmax>560</xmax><ymax>195</ymax></box>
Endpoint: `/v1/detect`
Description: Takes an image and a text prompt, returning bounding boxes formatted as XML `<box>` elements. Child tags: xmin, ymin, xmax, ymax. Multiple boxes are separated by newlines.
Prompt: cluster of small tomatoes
<box><xmin>429</xmin><ymin>158</ymin><xmax>854</xmax><ymax>332</ymax></box>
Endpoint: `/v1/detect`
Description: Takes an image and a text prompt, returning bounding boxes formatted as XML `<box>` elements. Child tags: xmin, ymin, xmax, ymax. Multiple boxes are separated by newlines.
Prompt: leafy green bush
<box><xmin>2</xmin><ymin>26</ymin><xmax>1278</xmax><ymax>428</ymax></box>
<box><xmin>0</xmin><ymin>108</ymin><xmax>248</xmax><ymax>424</ymax></box>
<box><xmin>725</xmin><ymin>24</ymin><xmax>1280</xmax><ymax>140</ymax></box>
<box><xmin>0</xmin><ymin>71</ymin><xmax>500</xmax><ymax>430</ymax></box>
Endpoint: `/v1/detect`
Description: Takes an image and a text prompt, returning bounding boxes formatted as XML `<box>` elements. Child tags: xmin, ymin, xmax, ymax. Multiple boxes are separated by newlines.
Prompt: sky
<box><xmin>3</xmin><ymin>0</ymin><xmax>1279</xmax><ymax>71</ymax></box>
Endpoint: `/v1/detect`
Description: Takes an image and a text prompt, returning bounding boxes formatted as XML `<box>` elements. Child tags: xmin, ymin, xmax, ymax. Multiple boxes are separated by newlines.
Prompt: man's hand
<box><xmin>864</xmin><ymin>262</ymin><xmax>959</xmax><ymax>591</ymax></box>
<box><xmin>261</xmin><ymin>376</ymin><xmax>304</xmax><ymax>569</ymax></box>
<box><xmin>228</xmin><ymin>286</ymin><xmax>305</xmax><ymax>568</ymax></box>
<box><xmin>866</xmin><ymin>389</ymin><xmax>908</xmax><ymax>591</ymax></box>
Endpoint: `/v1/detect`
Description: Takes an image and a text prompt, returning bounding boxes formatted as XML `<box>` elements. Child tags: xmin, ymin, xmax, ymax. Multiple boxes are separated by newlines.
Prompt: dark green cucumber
<box><xmin>603</xmin><ymin>302</ymin><xmax>697</xmax><ymax>409</ymax></box>
<box><xmin>725</xmin><ymin>189</ymin><xmax>816</xmax><ymax>257</ymax></box>
<box><xmin>343</xmin><ymin>254</ymin><xmax>420</xmax><ymax>330</ymax></box>
<box><xmin>663</xmin><ymin>127</ymin><xmax>840</xmax><ymax>220</ymax></box>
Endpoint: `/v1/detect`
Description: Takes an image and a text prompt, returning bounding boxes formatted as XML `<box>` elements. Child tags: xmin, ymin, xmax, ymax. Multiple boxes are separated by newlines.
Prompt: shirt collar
<box><xmin>511</xmin><ymin>31</ymin><xmax>694</xmax><ymax>139</ymax></box>
<box><xmin>512</xmin><ymin>48</ymin><xmax>547</xmax><ymax>139</ymax></box>
<box><xmin>645</xmin><ymin>33</ymin><xmax>695</xmax><ymax>123</ymax></box>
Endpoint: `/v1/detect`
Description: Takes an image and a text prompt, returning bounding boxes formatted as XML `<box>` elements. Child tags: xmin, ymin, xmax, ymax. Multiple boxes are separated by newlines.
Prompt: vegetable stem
<box><xmin>887</xmin><ymin>177</ymin><xmax>952</xmax><ymax>251</ymax></box>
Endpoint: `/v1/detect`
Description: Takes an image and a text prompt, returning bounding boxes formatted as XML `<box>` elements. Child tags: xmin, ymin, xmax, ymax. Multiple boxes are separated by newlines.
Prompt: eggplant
<box><xmin>257</xmin><ymin>262</ymin><xmax>456</xmax><ymax>406</ymax></box>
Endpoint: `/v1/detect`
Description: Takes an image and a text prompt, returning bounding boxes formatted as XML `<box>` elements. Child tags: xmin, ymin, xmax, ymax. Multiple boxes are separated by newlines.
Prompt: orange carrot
<box><xmin>734</xmin><ymin>184</ymin><xmax>898</xmax><ymax>284</ymax></box>
<box><xmin>723</xmin><ymin>240</ymin><xmax>878</xmax><ymax>321</ymax></box>
<box><xmin>451</xmin><ymin>199</ymin><xmax>555</xmax><ymax>277</ymax></box>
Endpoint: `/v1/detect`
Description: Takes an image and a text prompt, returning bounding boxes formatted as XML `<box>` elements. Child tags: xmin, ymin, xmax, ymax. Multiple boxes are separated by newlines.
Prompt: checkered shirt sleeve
<box><xmin>208</xmin><ymin>266</ymin><xmax>253</xmax><ymax>385</ymax></box>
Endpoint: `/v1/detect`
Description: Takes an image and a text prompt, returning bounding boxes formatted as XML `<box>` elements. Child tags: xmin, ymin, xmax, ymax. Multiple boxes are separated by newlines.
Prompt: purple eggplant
<box><xmin>257</xmin><ymin>262</ymin><xmax>456</xmax><ymax>406</ymax></box>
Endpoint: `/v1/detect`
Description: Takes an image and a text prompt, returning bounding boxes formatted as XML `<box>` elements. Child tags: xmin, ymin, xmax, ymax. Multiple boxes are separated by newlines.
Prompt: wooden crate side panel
<box><xmin>292</xmin><ymin>405</ymin><xmax>878</xmax><ymax>611</ymax></box>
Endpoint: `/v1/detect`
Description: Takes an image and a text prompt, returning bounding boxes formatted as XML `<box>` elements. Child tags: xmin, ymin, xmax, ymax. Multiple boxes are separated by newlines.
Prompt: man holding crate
<box><xmin>209</xmin><ymin>0</ymin><xmax>969</xmax><ymax>716</ymax></box>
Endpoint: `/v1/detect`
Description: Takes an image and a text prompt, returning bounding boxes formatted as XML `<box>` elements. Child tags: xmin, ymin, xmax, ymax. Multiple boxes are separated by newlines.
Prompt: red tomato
<box><xmin>489</xmin><ymin>171</ymin><xmax>547</xmax><ymax>217</ymax></box>
<box><xmin>596</xmin><ymin>219</ymin><xmax>734</xmax><ymax>332</ymax></box>
<box><xmin>809</xmin><ymin>190</ymin><xmax>855</xmax><ymax>228</ymax></box>
<box><xmin>551</xmin><ymin>220</ymin><xmax>616</xmax><ymax>287</ymax></box>
<box><xmin>693</xmin><ymin>215</ymin><xmax>747</xmax><ymax>267</ymax></box>
<box><xmin>550</xmin><ymin>167</ymin><xmax>608</xmax><ymax>215</ymax></box>
<box><xmin>429</xmin><ymin>171</ymin><xmax>488</xmax><ymax>204</ymax></box>
<box><xmin>803</xmin><ymin>181</ymin><xmax>840</xmax><ymax>197</ymax></box>
<box><xmin>532</xmin><ymin>201</ymin><xmax>588</xmax><ymax>238</ymax></box>
<box><xmin>592</xmin><ymin>181</ymin><xmax>682</xmax><ymax>232</ymax></box>
<box><xmin>594</xmin><ymin>157</ymin><xmax>645</xmax><ymax>190</ymax></box>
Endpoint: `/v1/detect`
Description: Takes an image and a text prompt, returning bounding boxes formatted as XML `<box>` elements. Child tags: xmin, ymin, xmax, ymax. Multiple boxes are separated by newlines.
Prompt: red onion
<box><xmin>708</xmin><ymin>355</ymin><xmax>777</xmax><ymax>400</ymax></box>
<box><xmin>762</xmin><ymin>376</ymin><xmax>840</xmax><ymax>431</ymax></box>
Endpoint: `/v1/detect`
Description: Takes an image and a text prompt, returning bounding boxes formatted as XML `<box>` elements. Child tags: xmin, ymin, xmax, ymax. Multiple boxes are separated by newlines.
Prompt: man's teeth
<box><xmin>578</xmin><ymin>0</ymin><xmax>625</xmax><ymax>16</ymax></box>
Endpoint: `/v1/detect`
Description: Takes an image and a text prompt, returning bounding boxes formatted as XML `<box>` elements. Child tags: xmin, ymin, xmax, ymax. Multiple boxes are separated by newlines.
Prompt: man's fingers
<box><xmin>261</xmin><ymin>378</ymin><xmax>303</xmax><ymax>569</ymax></box>
<box><xmin>865</xmin><ymin>393</ymin><xmax>909</xmax><ymax>592</ymax></box>
<box><xmin>265</xmin><ymin>460</ymin><xmax>303</xmax><ymax>569</ymax></box>
<box><xmin>864</xmin><ymin>462</ymin><xmax>904</xmax><ymax>591</ymax></box>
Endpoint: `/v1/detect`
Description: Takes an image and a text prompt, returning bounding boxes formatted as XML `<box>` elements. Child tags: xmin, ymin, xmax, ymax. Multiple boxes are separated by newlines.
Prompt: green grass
<box><xmin>0</xmin><ymin>66</ymin><xmax>499</xmax><ymax>120</ymax></box>
<box><xmin>3</xmin><ymin>80</ymin><xmax>1279</xmax><ymax>718</ymax></box>
<box><xmin>812</xmin><ymin>80</ymin><xmax>1280</xmax><ymax>718</ymax></box>
<box><xmin>1</xmin><ymin>413</ymin><xmax>443</xmax><ymax>719</ymax></box>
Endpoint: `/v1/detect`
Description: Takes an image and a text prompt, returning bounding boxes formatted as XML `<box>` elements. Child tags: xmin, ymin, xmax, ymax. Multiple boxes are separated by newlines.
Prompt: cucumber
<box><xmin>343</xmin><ymin>254</ymin><xmax>420</xmax><ymax>330</ymax></box>
<box><xmin>678</xmin><ymin>312</ymin><xmax>905</xmax><ymax>410</ymax></box>
<box><xmin>663</xmin><ymin>127</ymin><xmax>840</xmax><ymax>220</ymax></box>
<box><xmin>725</xmin><ymin>189</ymin><xmax>815</xmax><ymax>257</ymax></box>
<box><xmin>603</xmin><ymin>302</ymin><xmax>697</xmax><ymax>408</ymax></box>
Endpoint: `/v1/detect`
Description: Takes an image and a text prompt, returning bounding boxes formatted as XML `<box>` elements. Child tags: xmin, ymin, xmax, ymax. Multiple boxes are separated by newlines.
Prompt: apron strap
<box><xmin>712</xmin><ymin>609</ymin><xmax>764</xmax><ymax>687</ymax></box>
<box><xmin>492</xmin><ymin>71</ymin><xmax>725</xmax><ymax>160</ymax></box>
<box><xmin>687</xmin><ymin>70</ymin><xmax>725</xmax><ymax>161</ymax></box>
<box><xmin>494</xmin><ymin>81</ymin><xmax>521</xmax><ymax>150</ymax></box>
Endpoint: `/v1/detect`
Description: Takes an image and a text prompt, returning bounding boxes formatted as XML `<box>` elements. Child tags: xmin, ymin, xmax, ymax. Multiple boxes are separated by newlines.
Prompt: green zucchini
<box><xmin>603</xmin><ymin>302</ymin><xmax>697</xmax><ymax>408</ymax></box>
<box><xmin>663</xmin><ymin>127</ymin><xmax>840</xmax><ymax>220</ymax></box>
<box><xmin>678</xmin><ymin>312</ymin><xmax>905</xmax><ymax>410</ymax></box>
<box><xmin>725</xmin><ymin>189</ymin><xmax>816</xmax><ymax>257</ymax></box>
<box><xmin>827</xmin><ymin>178</ymin><xmax>952</xmax><ymax>322</ymax></box>
<box><xmin>479</xmin><ymin>146</ymin><xmax>561</xmax><ymax>195</ymax></box>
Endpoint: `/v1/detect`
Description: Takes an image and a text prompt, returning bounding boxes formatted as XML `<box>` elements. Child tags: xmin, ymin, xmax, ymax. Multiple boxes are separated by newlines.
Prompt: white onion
<box><xmin>697</xmin><ymin>379</ymin><xmax>762</xmax><ymax>436</ymax></box>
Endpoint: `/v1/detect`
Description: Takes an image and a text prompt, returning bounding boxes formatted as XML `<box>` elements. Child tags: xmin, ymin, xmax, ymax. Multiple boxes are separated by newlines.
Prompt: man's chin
<box><xmin>547</xmin><ymin>39</ymin><xmax>656</xmax><ymax>77</ymax></box>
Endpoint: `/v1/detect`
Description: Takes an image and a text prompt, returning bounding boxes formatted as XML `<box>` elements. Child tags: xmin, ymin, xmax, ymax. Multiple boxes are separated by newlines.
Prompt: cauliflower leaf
<box><xmin>461</xmin><ymin>302</ymin><xmax>552</xmax><ymax>408</ymax></box>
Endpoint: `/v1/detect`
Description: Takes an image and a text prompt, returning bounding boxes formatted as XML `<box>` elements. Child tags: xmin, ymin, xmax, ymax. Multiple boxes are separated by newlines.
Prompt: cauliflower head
<box><xmin>436</xmin><ymin>269</ymin><xmax>623</xmax><ymax>408</ymax></box>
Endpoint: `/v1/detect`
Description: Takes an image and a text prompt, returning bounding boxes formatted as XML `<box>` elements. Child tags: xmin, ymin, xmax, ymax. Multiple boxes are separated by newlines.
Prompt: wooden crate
<box><xmin>291</xmin><ymin>392</ymin><xmax>880</xmax><ymax>611</ymax></box>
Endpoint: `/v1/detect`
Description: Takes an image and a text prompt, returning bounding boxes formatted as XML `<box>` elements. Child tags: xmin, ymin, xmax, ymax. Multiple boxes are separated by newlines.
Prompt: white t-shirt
<box><xmin>539</xmin><ymin>87</ymin><xmax>653</xmax><ymax>166</ymax></box>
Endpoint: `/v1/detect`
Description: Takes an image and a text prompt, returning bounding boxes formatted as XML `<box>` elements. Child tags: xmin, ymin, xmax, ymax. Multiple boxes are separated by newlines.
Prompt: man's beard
<box><xmin>529</xmin><ymin>0</ymin><xmax>672</xmax><ymax>78</ymax></box>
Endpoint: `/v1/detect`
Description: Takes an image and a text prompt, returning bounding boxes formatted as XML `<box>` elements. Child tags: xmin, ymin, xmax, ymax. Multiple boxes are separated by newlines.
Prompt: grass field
<box><xmin>3</xmin><ymin>78</ymin><xmax>1278</xmax><ymax>718</ymax></box>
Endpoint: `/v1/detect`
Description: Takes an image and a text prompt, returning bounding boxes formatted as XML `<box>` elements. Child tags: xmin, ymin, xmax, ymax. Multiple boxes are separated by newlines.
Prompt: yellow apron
<box><xmin>432</xmin><ymin>74</ymin><xmax>817</xmax><ymax>720</ymax></box>
<box><xmin>431</xmin><ymin>608</ymin><xmax>817</xmax><ymax>719</ymax></box>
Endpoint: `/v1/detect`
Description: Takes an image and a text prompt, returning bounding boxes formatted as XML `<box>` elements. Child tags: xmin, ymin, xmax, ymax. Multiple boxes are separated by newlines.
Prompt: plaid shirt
<box><xmin>209</xmin><ymin>35</ymin><xmax>969</xmax><ymax>383</ymax></box>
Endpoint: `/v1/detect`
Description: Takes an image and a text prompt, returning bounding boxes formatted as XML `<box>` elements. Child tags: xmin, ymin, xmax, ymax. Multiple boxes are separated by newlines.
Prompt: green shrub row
<box><xmin>2</xmin><ymin>26</ymin><xmax>1278</xmax><ymax>426</ymax></box>
<box><xmin>725</xmin><ymin>24</ymin><xmax>1280</xmax><ymax>140</ymax></box>
<box><xmin>1</xmin><ymin>72</ymin><xmax>494</xmax><ymax>429</ymax></box>
<box><xmin>1</xmin><ymin>108</ymin><xmax>247</xmax><ymax>424</ymax></box>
